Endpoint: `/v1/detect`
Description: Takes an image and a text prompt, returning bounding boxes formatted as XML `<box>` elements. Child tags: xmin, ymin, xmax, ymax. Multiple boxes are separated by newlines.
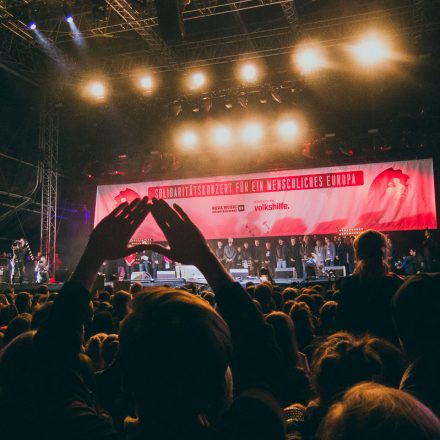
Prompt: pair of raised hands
<box><xmin>86</xmin><ymin>197</ymin><xmax>210</xmax><ymax>267</ymax></box>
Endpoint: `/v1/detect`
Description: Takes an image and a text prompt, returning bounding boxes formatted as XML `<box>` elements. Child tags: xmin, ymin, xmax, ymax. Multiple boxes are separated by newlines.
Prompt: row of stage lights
<box><xmin>174</xmin><ymin>117</ymin><xmax>304</xmax><ymax>151</ymax></box>
<box><xmin>78</xmin><ymin>30</ymin><xmax>396</xmax><ymax>102</ymax></box>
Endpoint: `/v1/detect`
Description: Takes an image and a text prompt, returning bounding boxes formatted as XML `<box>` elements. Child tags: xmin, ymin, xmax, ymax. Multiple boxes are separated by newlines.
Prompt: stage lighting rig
<box><xmin>271</xmin><ymin>88</ymin><xmax>282</xmax><ymax>104</ymax></box>
<box><xmin>211</xmin><ymin>126</ymin><xmax>232</xmax><ymax>148</ymax></box>
<box><xmin>201</xmin><ymin>96</ymin><xmax>212</xmax><ymax>113</ymax></box>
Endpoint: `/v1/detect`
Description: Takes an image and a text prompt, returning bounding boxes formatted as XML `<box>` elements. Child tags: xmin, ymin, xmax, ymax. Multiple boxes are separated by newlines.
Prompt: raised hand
<box><xmin>71</xmin><ymin>197</ymin><xmax>151</xmax><ymax>290</ymax></box>
<box><xmin>145</xmin><ymin>198</ymin><xmax>211</xmax><ymax>266</ymax></box>
<box><xmin>87</xmin><ymin>197</ymin><xmax>151</xmax><ymax>261</ymax></box>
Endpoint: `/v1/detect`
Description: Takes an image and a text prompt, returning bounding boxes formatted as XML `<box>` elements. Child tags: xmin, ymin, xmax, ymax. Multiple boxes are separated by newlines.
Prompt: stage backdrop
<box><xmin>95</xmin><ymin>158</ymin><xmax>437</xmax><ymax>240</ymax></box>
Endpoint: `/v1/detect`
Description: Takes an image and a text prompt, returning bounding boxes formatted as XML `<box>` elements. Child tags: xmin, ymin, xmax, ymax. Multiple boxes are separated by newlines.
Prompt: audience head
<box><xmin>112</xmin><ymin>290</ymin><xmax>132</xmax><ymax>320</ymax></box>
<box><xmin>129</xmin><ymin>282</ymin><xmax>143</xmax><ymax>296</ymax></box>
<box><xmin>101</xmin><ymin>334</ymin><xmax>119</xmax><ymax>367</ymax></box>
<box><xmin>119</xmin><ymin>286</ymin><xmax>232</xmax><ymax>425</ymax></box>
<box><xmin>319</xmin><ymin>301</ymin><xmax>338</xmax><ymax>335</ymax></box>
<box><xmin>31</xmin><ymin>302</ymin><xmax>53</xmax><ymax>330</ymax></box>
<box><xmin>0</xmin><ymin>304</ymin><xmax>18</xmax><ymax>326</ymax></box>
<box><xmin>318</xmin><ymin>382</ymin><xmax>440</xmax><ymax>440</ymax></box>
<box><xmin>98</xmin><ymin>290</ymin><xmax>111</xmax><ymax>304</ymax></box>
<box><xmin>15</xmin><ymin>292</ymin><xmax>31</xmax><ymax>314</ymax></box>
<box><xmin>353</xmin><ymin>230</ymin><xmax>388</xmax><ymax>280</ymax></box>
<box><xmin>92</xmin><ymin>311</ymin><xmax>116</xmax><ymax>335</ymax></box>
<box><xmin>35</xmin><ymin>285</ymin><xmax>49</xmax><ymax>295</ymax></box>
<box><xmin>3</xmin><ymin>314</ymin><xmax>31</xmax><ymax>346</ymax></box>
<box><xmin>254</xmin><ymin>283</ymin><xmax>273</xmax><ymax>314</ymax></box>
<box><xmin>392</xmin><ymin>273</ymin><xmax>440</xmax><ymax>359</ymax></box>
<box><xmin>312</xmin><ymin>335</ymin><xmax>382</xmax><ymax>404</ymax></box>
<box><xmin>289</xmin><ymin>302</ymin><xmax>315</xmax><ymax>352</ymax></box>
<box><xmin>265</xmin><ymin>311</ymin><xmax>300</xmax><ymax>368</ymax></box>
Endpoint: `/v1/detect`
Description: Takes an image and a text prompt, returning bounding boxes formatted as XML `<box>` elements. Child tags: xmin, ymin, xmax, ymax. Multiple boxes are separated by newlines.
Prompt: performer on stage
<box><xmin>223</xmin><ymin>238</ymin><xmax>237</xmax><ymax>270</ymax></box>
<box><xmin>287</xmin><ymin>237</ymin><xmax>303</xmax><ymax>278</ymax></box>
<box><xmin>252</xmin><ymin>239</ymin><xmax>264</xmax><ymax>277</ymax></box>
<box><xmin>324</xmin><ymin>237</ymin><xmax>336</xmax><ymax>267</ymax></box>
<box><xmin>215</xmin><ymin>241</ymin><xmax>225</xmax><ymax>264</ymax></box>
<box><xmin>11</xmin><ymin>238</ymin><xmax>27</xmax><ymax>283</ymax></box>
<box><xmin>35</xmin><ymin>254</ymin><xmax>49</xmax><ymax>283</ymax></box>
<box><xmin>275</xmin><ymin>239</ymin><xmax>287</xmax><ymax>269</ymax></box>
<box><xmin>241</xmin><ymin>241</ymin><xmax>252</xmax><ymax>274</ymax></box>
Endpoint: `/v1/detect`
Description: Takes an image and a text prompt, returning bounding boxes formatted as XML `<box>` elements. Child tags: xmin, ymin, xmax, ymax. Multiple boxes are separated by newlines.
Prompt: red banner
<box><xmin>95</xmin><ymin>159</ymin><xmax>437</xmax><ymax>240</ymax></box>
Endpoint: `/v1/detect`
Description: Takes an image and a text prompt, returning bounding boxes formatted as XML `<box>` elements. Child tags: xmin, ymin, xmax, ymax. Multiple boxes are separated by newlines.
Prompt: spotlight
<box><xmin>86</xmin><ymin>81</ymin><xmax>106</xmax><ymax>100</ymax></box>
<box><xmin>296</xmin><ymin>47</ymin><xmax>326</xmax><ymax>73</ymax></box>
<box><xmin>65</xmin><ymin>15</ymin><xmax>74</xmax><ymax>24</ymax></box>
<box><xmin>241</xmin><ymin>122</ymin><xmax>263</xmax><ymax>145</ymax></box>
<box><xmin>212</xmin><ymin>126</ymin><xmax>232</xmax><ymax>148</ymax></box>
<box><xmin>139</xmin><ymin>75</ymin><xmax>153</xmax><ymax>93</ymax></box>
<box><xmin>240</xmin><ymin>63</ymin><xmax>258</xmax><ymax>83</ymax></box>
<box><xmin>276</xmin><ymin>119</ymin><xmax>299</xmax><ymax>142</ymax></box>
<box><xmin>189</xmin><ymin>71</ymin><xmax>207</xmax><ymax>90</ymax></box>
<box><xmin>28</xmin><ymin>21</ymin><xmax>37</xmax><ymax>30</ymax></box>
<box><xmin>180</xmin><ymin>130</ymin><xmax>198</xmax><ymax>150</ymax></box>
<box><xmin>352</xmin><ymin>33</ymin><xmax>391</xmax><ymax>66</ymax></box>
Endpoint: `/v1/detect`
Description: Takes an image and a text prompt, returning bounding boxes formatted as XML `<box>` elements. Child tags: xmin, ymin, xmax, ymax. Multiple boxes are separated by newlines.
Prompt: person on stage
<box><xmin>324</xmin><ymin>236</ymin><xmax>336</xmax><ymax>267</ymax></box>
<box><xmin>263</xmin><ymin>241</ymin><xmax>276</xmax><ymax>278</ymax></box>
<box><xmin>10</xmin><ymin>238</ymin><xmax>27</xmax><ymax>284</ymax></box>
<box><xmin>35</xmin><ymin>254</ymin><xmax>49</xmax><ymax>284</ymax></box>
<box><xmin>422</xmin><ymin>229</ymin><xmax>436</xmax><ymax>272</ymax></box>
<box><xmin>287</xmin><ymin>236</ymin><xmax>303</xmax><ymax>278</ymax></box>
<box><xmin>215</xmin><ymin>240</ymin><xmax>225</xmax><ymax>264</ymax></box>
<box><xmin>275</xmin><ymin>238</ymin><xmax>287</xmax><ymax>269</ymax></box>
<box><xmin>315</xmin><ymin>239</ymin><xmax>326</xmax><ymax>275</ymax></box>
<box><xmin>241</xmin><ymin>241</ymin><xmax>252</xmax><ymax>273</ymax></box>
<box><xmin>223</xmin><ymin>238</ymin><xmax>237</xmax><ymax>270</ymax></box>
<box><xmin>252</xmin><ymin>238</ymin><xmax>264</xmax><ymax>277</ymax></box>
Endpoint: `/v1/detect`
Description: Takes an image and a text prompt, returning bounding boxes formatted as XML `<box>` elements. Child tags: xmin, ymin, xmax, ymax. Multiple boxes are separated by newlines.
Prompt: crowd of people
<box><xmin>0</xmin><ymin>197</ymin><xmax>439</xmax><ymax>439</ymax></box>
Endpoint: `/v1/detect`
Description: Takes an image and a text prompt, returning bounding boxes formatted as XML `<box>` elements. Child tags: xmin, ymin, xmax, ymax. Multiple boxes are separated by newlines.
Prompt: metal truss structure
<box><xmin>39</xmin><ymin>87</ymin><xmax>59</xmax><ymax>275</ymax></box>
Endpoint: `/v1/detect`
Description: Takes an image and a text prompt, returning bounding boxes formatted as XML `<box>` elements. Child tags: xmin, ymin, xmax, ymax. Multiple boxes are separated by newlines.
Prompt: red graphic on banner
<box><xmin>148</xmin><ymin>171</ymin><xmax>363</xmax><ymax>200</ymax></box>
<box><xmin>114</xmin><ymin>188</ymin><xmax>140</xmax><ymax>204</ymax></box>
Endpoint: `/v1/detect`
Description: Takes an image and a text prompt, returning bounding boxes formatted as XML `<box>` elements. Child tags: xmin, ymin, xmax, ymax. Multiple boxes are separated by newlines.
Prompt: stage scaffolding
<box><xmin>39</xmin><ymin>87</ymin><xmax>59</xmax><ymax>276</ymax></box>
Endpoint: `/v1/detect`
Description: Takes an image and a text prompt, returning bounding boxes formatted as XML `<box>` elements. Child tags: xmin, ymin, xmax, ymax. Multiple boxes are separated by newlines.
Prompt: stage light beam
<box><xmin>28</xmin><ymin>21</ymin><xmax>37</xmax><ymax>30</ymax></box>
<box><xmin>352</xmin><ymin>34</ymin><xmax>391</xmax><ymax>67</ymax></box>
<box><xmin>241</xmin><ymin>122</ymin><xmax>263</xmax><ymax>145</ymax></box>
<box><xmin>87</xmin><ymin>81</ymin><xmax>106</xmax><ymax>100</ymax></box>
<box><xmin>180</xmin><ymin>130</ymin><xmax>198</xmax><ymax>150</ymax></box>
<box><xmin>277</xmin><ymin>119</ymin><xmax>299</xmax><ymax>142</ymax></box>
<box><xmin>212</xmin><ymin>126</ymin><xmax>232</xmax><ymax>148</ymax></box>
<box><xmin>296</xmin><ymin>47</ymin><xmax>326</xmax><ymax>73</ymax></box>
<box><xmin>65</xmin><ymin>15</ymin><xmax>74</xmax><ymax>24</ymax></box>
<box><xmin>139</xmin><ymin>75</ymin><xmax>153</xmax><ymax>93</ymax></box>
<box><xmin>240</xmin><ymin>63</ymin><xmax>258</xmax><ymax>83</ymax></box>
<box><xmin>189</xmin><ymin>71</ymin><xmax>207</xmax><ymax>90</ymax></box>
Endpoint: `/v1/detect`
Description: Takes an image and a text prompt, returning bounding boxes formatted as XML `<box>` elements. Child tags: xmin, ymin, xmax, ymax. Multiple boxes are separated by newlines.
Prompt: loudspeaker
<box><xmin>131</xmin><ymin>271</ymin><xmax>150</xmax><ymax>281</ymax></box>
<box><xmin>275</xmin><ymin>268</ymin><xmax>295</xmax><ymax>279</ymax></box>
<box><xmin>157</xmin><ymin>270</ymin><xmax>177</xmax><ymax>280</ymax></box>
<box><xmin>230</xmin><ymin>269</ymin><xmax>249</xmax><ymax>279</ymax></box>
<box><xmin>113</xmin><ymin>280</ymin><xmax>131</xmax><ymax>292</ymax></box>
<box><xmin>323</xmin><ymin>266</ymin><xmax>346</xmax><ymax>277</ymax></box>
<box><xmin>154</xmin><ymin>0</ymin><xmax>185</xmax><ymax>41</ymax></box>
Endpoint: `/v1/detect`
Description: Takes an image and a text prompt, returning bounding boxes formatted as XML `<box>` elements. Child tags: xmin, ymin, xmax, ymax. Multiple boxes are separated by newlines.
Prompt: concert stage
<box><xmin>6</xmin><ymin>276</ymin><xmax>334</xmax><ymax>295</ymax></box>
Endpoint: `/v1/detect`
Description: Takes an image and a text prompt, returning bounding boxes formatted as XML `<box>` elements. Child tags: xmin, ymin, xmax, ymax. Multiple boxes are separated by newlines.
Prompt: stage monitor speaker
<box><xmin>275</xmin><ymin>268</ymin><xmax>295</xmax><ymax>279</ymax></box>
<box><xmin>131</xmin><ymin>271</ymin><xmax>150</xmax><ymax>281</ymax></box>
<box><xmin>323</xmin><ymin>266</ymin><xmax>346</xmax><ymax>278</ymax></box>
<box><xmin>113</xmin><ymin>280</ymin><xmax>132</xmax><ymax>292</ymax></box>
<box><xmin>230</xmin><ymin>269</ymin><xmax>249</xmax><ymax>280</ymax></box>
<box><xmin>179</xmin><ymin>265</ymin><xmax>204</xmax><ymax>280</ymax></box>
<box><xmin>157</xmin><ymin>270</ymin><xmax>177</xmax><ymax>280</ymax></box>
<box><xmin>154</xmin><ymin>0</ymin><xmax>185</xmax><ymax>41</ymax></box>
